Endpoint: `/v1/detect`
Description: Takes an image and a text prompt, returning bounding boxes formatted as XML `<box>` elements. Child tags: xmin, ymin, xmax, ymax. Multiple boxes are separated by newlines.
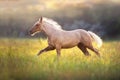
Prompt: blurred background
<box><xmin>0</xmin><ymin>0</ymin><xmax>120</xmax><ymax>39</ymax></box>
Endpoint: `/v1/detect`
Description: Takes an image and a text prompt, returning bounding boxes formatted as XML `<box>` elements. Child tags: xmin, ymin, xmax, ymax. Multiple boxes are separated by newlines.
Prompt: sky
<box><xmin>0</xmin><ymin>0</ymin><xmax>119</xmax><ymax>12</ymax></box>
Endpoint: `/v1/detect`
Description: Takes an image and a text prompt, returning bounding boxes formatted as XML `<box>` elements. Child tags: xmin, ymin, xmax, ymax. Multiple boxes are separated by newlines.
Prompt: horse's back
<box><xmin>50</xmin><ymin>29</ymin><xmax>80</xmax><ymax>48</ymax></box>
<box><xmin>48</xmin><ymin>29</ymin><xmax>91</xmax><ymax>48</ymax></box>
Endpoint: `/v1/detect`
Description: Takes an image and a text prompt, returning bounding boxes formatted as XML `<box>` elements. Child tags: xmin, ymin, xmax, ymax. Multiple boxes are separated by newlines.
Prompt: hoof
<box><xmin>85</xmin><ymin>54</ymin><xmax>91</xmax><ymax>56</ymax></box>
<box><xmin>37</xmin><ymin>53</ymin><xmax>40</xmax><ymax>56</ymax></box>
<box><xmin>97</xmin><ymin>54</ymin><xmax>101</xmax><ymax>57</ymax></box>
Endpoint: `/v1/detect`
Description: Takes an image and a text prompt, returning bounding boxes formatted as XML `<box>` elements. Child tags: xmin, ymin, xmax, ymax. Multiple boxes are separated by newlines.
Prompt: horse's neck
<box><xmin>42</xmin><ymin>22</ymin><xmax>60</xmax><ymax>37</ymax></box>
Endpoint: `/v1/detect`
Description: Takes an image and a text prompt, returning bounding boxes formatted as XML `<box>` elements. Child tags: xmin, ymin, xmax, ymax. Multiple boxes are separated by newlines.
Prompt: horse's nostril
<box><xmin>29</xmin><ymin>31</ymin><xmax>32</xmax><ymax>34</ymax></box>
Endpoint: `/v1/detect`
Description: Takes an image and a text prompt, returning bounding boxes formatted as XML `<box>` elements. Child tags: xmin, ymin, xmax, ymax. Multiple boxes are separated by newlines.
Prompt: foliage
<box><xmin>0</xmin><ymin>2</ymin><xmax>120</xmax><ymax>38</ymax></box>
<box><xmin>0</xmin><ymin>38</ymin><xmax>120</xmax><ymax>80</ymax></box>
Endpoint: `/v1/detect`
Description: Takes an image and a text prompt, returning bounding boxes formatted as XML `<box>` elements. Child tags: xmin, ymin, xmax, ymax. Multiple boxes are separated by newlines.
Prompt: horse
<box><xmin>29</xmin><ymin>17</ymin><xmax>102</xmax><ymax>58</ymax></box>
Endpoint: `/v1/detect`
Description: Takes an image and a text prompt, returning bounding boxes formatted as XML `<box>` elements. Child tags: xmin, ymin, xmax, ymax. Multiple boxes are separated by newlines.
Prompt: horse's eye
<box><xmin>36</xmin><ymin>24</ymin><xmax>39</xmax><ymax>26</ymax></box>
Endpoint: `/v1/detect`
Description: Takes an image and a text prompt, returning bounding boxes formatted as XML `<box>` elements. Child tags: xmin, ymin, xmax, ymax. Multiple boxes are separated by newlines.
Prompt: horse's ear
<box><xmin>39</xmin><ymin>17</ymin><xmax>43</xmax><ymax>23</ymax></box>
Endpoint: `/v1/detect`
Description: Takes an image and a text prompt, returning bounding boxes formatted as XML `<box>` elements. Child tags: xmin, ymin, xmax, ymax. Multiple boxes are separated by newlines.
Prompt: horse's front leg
<box><xmin>37</xmin><ymin>46</ymin><xmax>55</xmax><ymax>56</ymax></box>
<box><xmin>56</xmin><ymin>45</ymin><xmax>61</xmax><ymax>59</ymax></box>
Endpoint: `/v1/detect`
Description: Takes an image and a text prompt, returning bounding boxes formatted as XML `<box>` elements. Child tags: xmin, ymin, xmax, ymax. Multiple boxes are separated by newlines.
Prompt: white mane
<box><xmin>43</xmin><ymin>17</ymin><xmax>62</xmax><ymax>30</ymax></box>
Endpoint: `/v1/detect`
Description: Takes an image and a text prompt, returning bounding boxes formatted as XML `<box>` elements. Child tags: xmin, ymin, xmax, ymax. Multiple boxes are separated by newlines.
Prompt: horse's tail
<box><xmin>88</xmin><ymin>31</ymin><xmax>103</xmax><ymax>48</ymax></box>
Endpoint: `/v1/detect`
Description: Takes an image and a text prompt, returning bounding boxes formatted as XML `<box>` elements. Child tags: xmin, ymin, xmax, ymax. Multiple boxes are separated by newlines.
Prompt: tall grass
<box><xmin>0</xmin><ymin>38</ymin><xmax>120</xmax><ymax>80</ymax></box>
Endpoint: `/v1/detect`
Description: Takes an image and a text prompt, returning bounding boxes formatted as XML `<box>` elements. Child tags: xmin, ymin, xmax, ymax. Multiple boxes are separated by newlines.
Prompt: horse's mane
<box><xmin>43</xmin><ymin>17</ymin><xmax>62</xmax><ymax>30</ymax></box>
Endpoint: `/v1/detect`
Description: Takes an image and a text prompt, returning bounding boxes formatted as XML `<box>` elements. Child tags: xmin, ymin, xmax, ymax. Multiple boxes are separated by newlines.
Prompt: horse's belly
<box><xmin>61</xmin><ymin>40</ymin><xmax>79</xmax><ymax>48</ymax></box>
<box><xmin>62</xmin><ymin>45</ymin><xmax>76</xmax><ymax>48</ymax></box>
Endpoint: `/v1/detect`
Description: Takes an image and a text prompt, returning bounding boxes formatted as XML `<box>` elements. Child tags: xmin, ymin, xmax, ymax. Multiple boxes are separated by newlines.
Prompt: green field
<box><xmin>0</xmin><ymin>38</ymin><xmax>120</xmax><ymax>80</ymax></box>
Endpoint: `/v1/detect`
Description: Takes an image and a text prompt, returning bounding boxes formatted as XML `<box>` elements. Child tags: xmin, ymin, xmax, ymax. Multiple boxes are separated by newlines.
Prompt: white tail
<box><xmin>88</xmin><ymin>31</ymin><xmax>103</xmax><ymax>48</ymax></box>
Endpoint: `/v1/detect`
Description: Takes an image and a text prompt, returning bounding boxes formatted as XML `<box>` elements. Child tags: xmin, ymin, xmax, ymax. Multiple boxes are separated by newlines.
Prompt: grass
<box><xmin>0</xmin><ymin>38</ymin><xmax>120</xmax><ymax>80</ymax></box>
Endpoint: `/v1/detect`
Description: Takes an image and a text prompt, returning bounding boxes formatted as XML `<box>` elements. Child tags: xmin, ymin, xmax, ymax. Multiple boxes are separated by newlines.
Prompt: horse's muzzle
<box><xmin>29</xmin><ymin>30</ymin><xmax>34</xmax><ymax>36</ymax></box>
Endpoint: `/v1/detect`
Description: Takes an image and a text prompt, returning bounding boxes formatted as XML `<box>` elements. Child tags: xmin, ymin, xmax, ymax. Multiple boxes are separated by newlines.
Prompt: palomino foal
<box><xmin>29</xmin><ymin>17</ymin><xmax>102</xmax><ymax>58</ymax></box>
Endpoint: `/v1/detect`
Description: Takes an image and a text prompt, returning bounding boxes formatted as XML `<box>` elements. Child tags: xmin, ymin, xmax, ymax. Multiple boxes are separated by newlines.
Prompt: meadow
<box><xmin>0</xmin><ymin>38</ymin><xmax>120</xmax><ymax>80</ymax></box>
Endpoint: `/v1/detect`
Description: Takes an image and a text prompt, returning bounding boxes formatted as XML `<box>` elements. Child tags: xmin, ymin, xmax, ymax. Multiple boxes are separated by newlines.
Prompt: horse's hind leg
<box><xmin>37</xmin><ymin>46</ymin><xmax>55</xmax><ymax>56</ymax></box>
<box><xmin>77</xmin><ymin>43</ymin><xmax>91</xmax><ymax>56</ymax></box>
<box><xmin>89</xmin><ymin>47</ymin><xmax>100</xmax><ymax>57</ymax></box>
<box><xmin>86</xmin><ymin>44</ymin><xmax>100</xmax><ymax>57</ymax></box>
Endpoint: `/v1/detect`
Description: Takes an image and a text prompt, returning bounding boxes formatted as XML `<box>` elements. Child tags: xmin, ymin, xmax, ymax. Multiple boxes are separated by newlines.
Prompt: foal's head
<box><xmin>29</xmin><ymin>17</ymin><xmax>43</xmax><ymax>36</ymax></box>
